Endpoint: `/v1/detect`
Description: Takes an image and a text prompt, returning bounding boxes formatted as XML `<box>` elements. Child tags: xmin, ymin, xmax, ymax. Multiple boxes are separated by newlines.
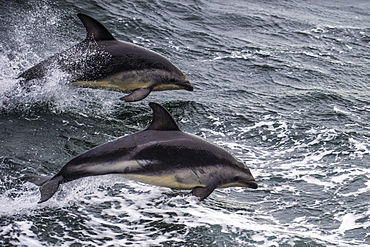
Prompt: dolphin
<box><xmin>18</xmin><ymin>13</ymin><xmax>193</xmax><ymax>102</ymax></box>
<box><xmin>21</xmin><ymin>103</ymin><xmax>257</xmax><ymax>203</ymax></box>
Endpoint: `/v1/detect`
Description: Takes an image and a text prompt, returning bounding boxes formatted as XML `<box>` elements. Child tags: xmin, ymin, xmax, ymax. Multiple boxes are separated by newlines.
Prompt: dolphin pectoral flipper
<box><xmin>22</xmin><ymin>103</ymin><xmax>257</xmax><ymax>203</ymax></box>
<box><xmin>120</xmin><ymin>88</ymin><xmax>152</xmax><ymax>102</ymax></box>
<box><xmin>191</xmin><ymin>185</ymin><xmax>217</xmax><ymax>200</ymax></box>
<box><xmin>18</xmin><ymin>14</ymin><xmax>193</xmax><ymax>101</ymax></box>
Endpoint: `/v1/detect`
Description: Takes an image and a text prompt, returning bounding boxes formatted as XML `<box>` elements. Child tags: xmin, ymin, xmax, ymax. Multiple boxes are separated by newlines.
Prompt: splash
<box><xmin>2</xmin><ymin>174</ymin><xmax>368</xmax><ymax>246</ymax></box>
<box><xmin>0</xmin><ymin>1</ymin><xmax>120</xmax><ymax>115</ymax></box>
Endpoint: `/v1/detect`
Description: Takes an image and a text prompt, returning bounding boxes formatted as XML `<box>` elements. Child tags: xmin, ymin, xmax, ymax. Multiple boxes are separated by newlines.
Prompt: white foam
<box><xmin>15</xmin><ymin>221</ymin><xmax>44</xmax><ymax>247</ymax></box>
<box><xmin>336</xmin><ymin>212</ymin><xmax>370</xmax><ymax>235</ymax></box>
<box><xmin>0</xmin><ymin>7</ymin><xmax>121</xmax><ymax>115</ymax></box>
<box><xmin>212</xmin><ymin>49</ymin><xmax>255</xmax><ymax>61</ymax></box>
<box><xmin>341</xmin><ymin>180</ymin><xmax>370</xmax><ymax>197</ymax></box>
<box><xmin>1</xmin><ymin>168</ymin><xmax>369</xmax><ymax>247</ymax></box>
<box><xmin>348</xmin><ymin>137</ymin><xmax>370</xmax><ymax>158</ymax></box>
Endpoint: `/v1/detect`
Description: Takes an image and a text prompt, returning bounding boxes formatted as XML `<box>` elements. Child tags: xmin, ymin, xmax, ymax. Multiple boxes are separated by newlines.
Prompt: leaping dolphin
<box><xmin>22</xmin><ymin>103</ymin><xmax>257</xmax><ymax>203</ymax></box>
<box><xmin>18</xmin><ymin>14</ymin><xmax>193</xmax><ymax>102</ymax></box>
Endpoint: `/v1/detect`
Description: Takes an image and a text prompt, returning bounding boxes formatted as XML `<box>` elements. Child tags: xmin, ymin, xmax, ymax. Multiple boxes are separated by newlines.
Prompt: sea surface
<box><xmin>1</xmin><ymin>0</ymin><xmax>369</xmax><ymax>246</ymax></box>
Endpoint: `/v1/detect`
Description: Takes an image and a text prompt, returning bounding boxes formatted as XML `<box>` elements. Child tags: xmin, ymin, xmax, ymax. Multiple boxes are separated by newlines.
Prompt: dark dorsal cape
<box><xmin>17</xmin><ymin>13</ymin><xmax>188</xmax><ymax>97</ymax></box>
<box><xmin>146</xmin><ymin>103</ymin><xmax>181</xmax><ymax>131</ymax></box>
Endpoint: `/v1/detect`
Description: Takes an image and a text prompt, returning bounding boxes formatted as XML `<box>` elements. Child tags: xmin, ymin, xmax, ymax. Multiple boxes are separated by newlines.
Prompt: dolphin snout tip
<box><xmin>247</xmin><ymin>181</ymin><xmax>258</xmax><ymax>189</ymax></box>
<box><xmin>184</xmin><ymin>81</ymin><xmax>194</xmax><ymax>91</ymax></box>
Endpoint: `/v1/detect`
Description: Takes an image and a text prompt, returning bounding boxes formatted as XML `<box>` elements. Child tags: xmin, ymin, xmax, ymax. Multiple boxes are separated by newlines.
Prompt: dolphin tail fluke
<box><xmin>191</xmin><ymin>186</ymin><xmax>217</xmax><ymax>200</ymax></box>
<box><xmin>120</xmin><ymin>88</ymin><xmax>152</xmax><ymax>102</ymax></box>
<box><xmin>38</xmin><ymin>176</ymin><xmax>64</xmax><ymax>203</ymax></box>
<box><xmin>21</xmin><ymin>175</ymin><xmax>53</xmax><ymax>186</ymax></box>
<box><xmin>22</xmin><ymin>175</ymin><xmax>64</xmax><ymax>203</ymax></box>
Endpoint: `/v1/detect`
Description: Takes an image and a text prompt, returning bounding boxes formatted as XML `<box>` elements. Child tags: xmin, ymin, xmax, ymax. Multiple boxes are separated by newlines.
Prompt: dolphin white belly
<box><xmin>21</xmin><ymin>103</ymin><xmax>257</xmax><ymax>203</ymax></box>
<box><xmin>18</xmin><ymin>13</ymin><xmax>193</xmax><ymax>102</ymax></box>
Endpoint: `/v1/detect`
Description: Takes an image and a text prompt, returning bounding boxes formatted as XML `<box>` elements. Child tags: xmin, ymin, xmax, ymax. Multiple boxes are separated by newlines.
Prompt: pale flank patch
<box><xmin>119</xmin><ymin>174</ymin><xmax>205</xmax><ymax>190</ymax></box>
<box><xmin>217</xmin><ymin>182</ymin><xmax>248</xmax><ymax>188</ymax></box>
<box><xmin>153</xmin><ymin>84</ymin><xmax>183</xmax><ymax>91</ymax></box>
<box><xmin>80</xmin><ymin>160</ymin><xmax>150</xmax><ymax>174</ymax></box>
<box><xmin>72</xmin><ymin>79</ymin><xmax>151</xmax><ymax>92</ymax></box>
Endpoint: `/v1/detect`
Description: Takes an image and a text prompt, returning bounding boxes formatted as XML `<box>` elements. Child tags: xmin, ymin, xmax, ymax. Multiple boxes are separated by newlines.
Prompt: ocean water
<box><xmin>1</xmin><ymin>0</ymin><xmax>370</xmax><ymax>246</ymax></box>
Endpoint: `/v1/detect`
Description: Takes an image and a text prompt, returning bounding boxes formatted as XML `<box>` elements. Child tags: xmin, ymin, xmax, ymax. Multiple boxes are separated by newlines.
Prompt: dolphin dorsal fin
<box><xmin>146</xmin><ymin>103</ymin><xmax>181</xmax><ymax>131</ymax></box>
<box><xmin>77</xmin><ymin>13</ymin><xmax>116</xmax><ymax>41</ymax></box>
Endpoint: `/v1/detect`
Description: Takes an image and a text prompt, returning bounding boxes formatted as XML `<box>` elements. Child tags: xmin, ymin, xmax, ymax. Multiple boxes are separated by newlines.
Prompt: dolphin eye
<box><xmin>169</xmin><ymin>78</ymin><xmax>176</xmax><ymax>83</ymax></box>
<box><xmin>233</xmin><ymin>176</ymin><xmax>240</xmax><ymax>182</ymax></box>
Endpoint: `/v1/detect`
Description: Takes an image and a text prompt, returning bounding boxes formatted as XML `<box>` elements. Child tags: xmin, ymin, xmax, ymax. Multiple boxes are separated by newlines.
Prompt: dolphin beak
<box><xmin>246</xmin><ymin>181</ymin><xmax>258</xmax><ymax>189</ymax></box>
<box><xmin>178</xmin><ymin>80</ymin><xmax>194</xmax><ymax>91</ymax></box>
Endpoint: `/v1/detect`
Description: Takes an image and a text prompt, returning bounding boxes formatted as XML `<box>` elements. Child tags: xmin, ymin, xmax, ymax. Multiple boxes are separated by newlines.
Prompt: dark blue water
<box><xmin>1</xmin><ymin>0</ymin><xmax>369</xmax><ymax>246</ymax></box>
